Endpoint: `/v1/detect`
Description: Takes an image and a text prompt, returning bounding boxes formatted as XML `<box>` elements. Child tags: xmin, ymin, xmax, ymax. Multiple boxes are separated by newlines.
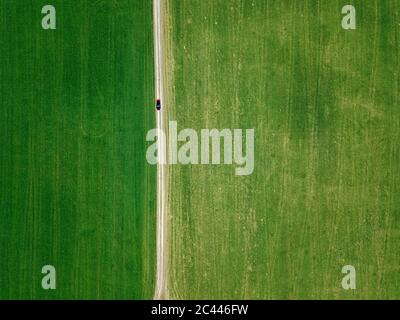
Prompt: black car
<box><xmin>156</xmin><ymin>99</ymin><xmax>161</xmax><ymax>111</ymax></box>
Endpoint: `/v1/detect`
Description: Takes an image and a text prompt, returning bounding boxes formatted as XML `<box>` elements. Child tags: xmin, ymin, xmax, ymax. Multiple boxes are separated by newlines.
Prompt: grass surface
<box><xmin>164</xmin><ymin>0</ymin><xmax>400</xmax><ymax>299</ymax></box>
<box><xmin>0</xmin><ymin>0</ymin><xmax>155</xmax><ymax>299</ymax></box>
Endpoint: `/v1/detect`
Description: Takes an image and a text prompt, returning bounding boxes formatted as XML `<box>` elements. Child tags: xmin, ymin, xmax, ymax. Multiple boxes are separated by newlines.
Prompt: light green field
<box><xmin>0</xmin><ymin>0</ymin><xmax>155</xmax><ymax>299</ymax></box>
<box><xmin>164</xmin><ymin>0</ymin><xmax>400</xmax><ymax>299</ymax></box>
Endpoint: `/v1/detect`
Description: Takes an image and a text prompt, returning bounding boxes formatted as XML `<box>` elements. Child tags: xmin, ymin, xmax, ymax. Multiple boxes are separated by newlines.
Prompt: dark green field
<box><xmin>164</xmin><ymin>0</ymin><xmax>400</xmax><ymax>299</ymax></box>
<box><xmin>0</xmin><ymin>0</ymin><xmax>155</xmax><ymax>299</ymax></box>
